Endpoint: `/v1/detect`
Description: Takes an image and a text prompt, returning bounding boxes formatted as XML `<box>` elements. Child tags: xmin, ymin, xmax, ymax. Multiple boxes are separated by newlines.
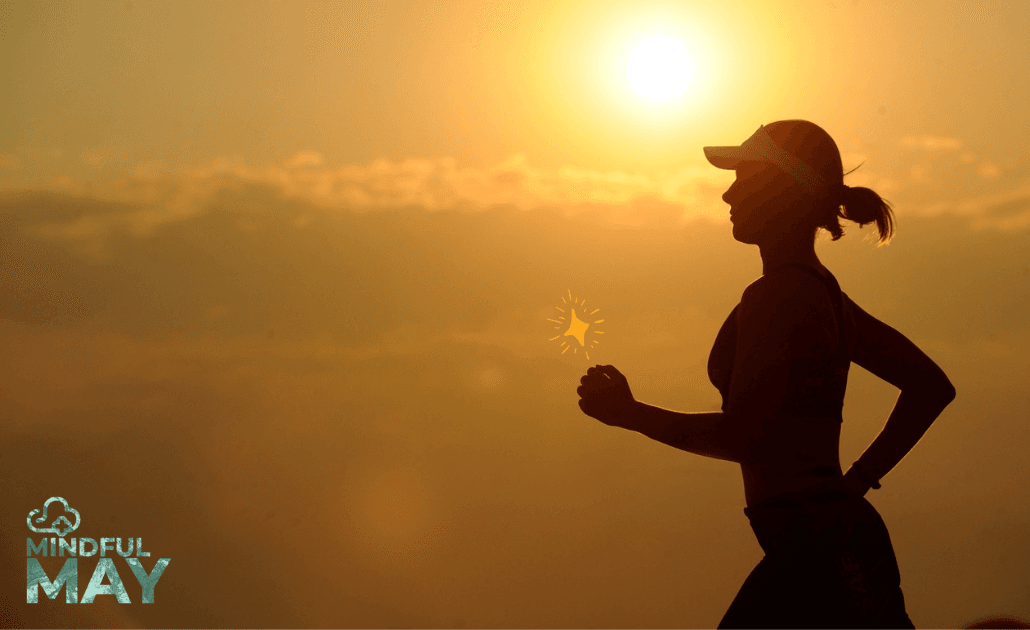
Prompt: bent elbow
<box><xmin>935</xmin><ymin>370</ymin><xmax>957</xmax><ymax>405</ymax></box>
<box><xmin>916</xmin><ymin>363</ymin><xmax>957</xmax><ymax>405</ymax></box>
<box><xmin>907</xmin><ymin>378</ymin><xmax>956</xmax><ymax>406</ymax></box>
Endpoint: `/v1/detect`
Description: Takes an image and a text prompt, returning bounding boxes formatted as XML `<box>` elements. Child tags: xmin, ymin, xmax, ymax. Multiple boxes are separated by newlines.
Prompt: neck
<box><xmin>758</xmin><ymin>231</ymin><xmax>822</xmax><ymax>276</ymax></box>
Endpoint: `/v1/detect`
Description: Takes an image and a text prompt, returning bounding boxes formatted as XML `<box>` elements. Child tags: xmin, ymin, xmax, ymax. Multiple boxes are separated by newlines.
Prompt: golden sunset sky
<box><xmin>2</xmin><ymin>1</ymin><xmax>1028</xmax><ymax>628</ymax></box>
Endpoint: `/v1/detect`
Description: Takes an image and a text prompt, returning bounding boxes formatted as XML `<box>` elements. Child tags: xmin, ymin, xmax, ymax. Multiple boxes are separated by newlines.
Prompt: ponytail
<box><xmin>840</xmin><ymin>185</ymin><xmax>895</xmax><ymax>246</ymax></box>
<box><xmin>819</xmin><ymin>163</ymin><xmax>896</xmax><ymax>246</ymax></box>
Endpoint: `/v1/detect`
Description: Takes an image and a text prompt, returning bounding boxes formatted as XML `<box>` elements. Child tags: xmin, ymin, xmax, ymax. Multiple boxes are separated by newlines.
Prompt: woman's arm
<box><xmin>621</xmin><ymin>272</ymin><xmax>824</xmax><ymax>465</ymax></box>
<box><xmin>621</xmin><ymin>403</ymin><xmax>744</xmax><ymax>463</ymax></box>
<box><xmin>848</xmin><ymin>389</ymin><xmax>954</xmax><ymax>486</ymax></box>
<box><xmin>846</xmin><ymin>297</ymin><xmax>957</xmax><ymax>485</ymax></box>
<box><xmin>578</xmin><ymin>366</ymin><xmax>746</xmax><ymax>462</ymax></box>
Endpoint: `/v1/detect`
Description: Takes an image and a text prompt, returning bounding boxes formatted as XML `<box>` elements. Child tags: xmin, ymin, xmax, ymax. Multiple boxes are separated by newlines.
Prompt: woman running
<box><xmin>576</xmin><ymin>119</ymin><xmax>956</xmax><ymax>629</ymax></box>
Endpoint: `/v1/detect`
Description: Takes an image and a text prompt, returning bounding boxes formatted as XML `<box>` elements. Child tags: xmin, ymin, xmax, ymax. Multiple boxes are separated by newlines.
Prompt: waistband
<box><xmin>745</xmin><ymin>490</ymin><xmax>850</xmax><ymax>515</ymax></box>
<box><xmin>743</xmin><ymin>492</ymin><xmax>880</xmax><ymax>557</ymax></box>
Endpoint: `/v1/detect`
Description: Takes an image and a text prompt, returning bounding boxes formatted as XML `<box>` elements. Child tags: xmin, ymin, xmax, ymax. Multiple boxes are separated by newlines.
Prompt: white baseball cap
<box><xmin>704</xmin><ymin>124</ymin><xmax>840</xmax><ymax>201</ymax></box>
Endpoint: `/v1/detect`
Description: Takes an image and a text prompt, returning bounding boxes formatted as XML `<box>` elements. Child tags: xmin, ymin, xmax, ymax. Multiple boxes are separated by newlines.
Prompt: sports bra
<box><xmin>707</xmin><ymin>263</ymin><xmax>852</xmax><ymax>422</ymax></box>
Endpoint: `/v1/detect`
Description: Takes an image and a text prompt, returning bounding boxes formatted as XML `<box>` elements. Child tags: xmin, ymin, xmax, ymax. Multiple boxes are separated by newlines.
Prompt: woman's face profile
<box><xmin>724</xmin><ymin>161</ymin><xmax>804</xmax><ymax>245</ymax></box>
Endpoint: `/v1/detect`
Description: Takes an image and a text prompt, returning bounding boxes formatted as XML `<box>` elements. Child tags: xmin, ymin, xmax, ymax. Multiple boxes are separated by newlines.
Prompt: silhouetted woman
<box><xmin>577</xmin><ymin>120</ymin><xmax>956</xmax><ymax>629</ymax></box>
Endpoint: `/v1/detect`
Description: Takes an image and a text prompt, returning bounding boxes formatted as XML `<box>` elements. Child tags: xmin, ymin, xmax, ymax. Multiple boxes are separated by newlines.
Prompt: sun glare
<box><xmin>627</xmin><ymin>35</ymin><xmax>693</xmax><ymax>101</ymax></box>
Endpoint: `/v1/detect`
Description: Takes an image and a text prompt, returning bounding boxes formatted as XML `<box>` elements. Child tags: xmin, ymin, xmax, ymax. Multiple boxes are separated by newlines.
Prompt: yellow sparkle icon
<box><xmin>547</xmin><ymin>289</ymin><xmax>605</xmax><ymax>360</ymax></box>
<box><xmin>564</xmin><ymin>308</ymin><xmax>590</xmax><ymax>346</ymax></box>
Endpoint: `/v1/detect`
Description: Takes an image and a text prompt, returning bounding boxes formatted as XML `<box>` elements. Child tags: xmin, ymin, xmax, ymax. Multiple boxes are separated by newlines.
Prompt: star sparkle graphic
<box><xmin>547</xmin><ymin>289</ymin><xmax>605</xmax><ymax>360</ymax></box>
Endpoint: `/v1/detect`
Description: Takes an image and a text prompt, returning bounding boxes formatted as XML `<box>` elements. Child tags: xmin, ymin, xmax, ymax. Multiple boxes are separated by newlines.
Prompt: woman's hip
<box><xmin>737</xmin><ymin>495</ymin><xmax>911</xmax><ymax>627</ymax></box>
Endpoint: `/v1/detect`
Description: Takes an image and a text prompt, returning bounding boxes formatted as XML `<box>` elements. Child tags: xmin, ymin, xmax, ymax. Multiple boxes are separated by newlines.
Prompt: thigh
<box><xmin>718</xmin><ymin>556</ymin><xmax>795</xmax><ymax>629</ymax></box>
<box><xmin>721</xmin><ymin>545</ymin><xmax>910</xmax><ymax>629</ymax></box>
<box><xmin>720</xmin><ymin>550</ymin><xmax>866</xmax><ymax>630</ymax></box>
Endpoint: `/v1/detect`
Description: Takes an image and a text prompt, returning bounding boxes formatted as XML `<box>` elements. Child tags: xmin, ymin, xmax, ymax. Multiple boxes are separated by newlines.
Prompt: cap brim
<box><xmin>703</xmin><ymin>145</ymin><xmax>749</xmax><ymax>170</ymax></box>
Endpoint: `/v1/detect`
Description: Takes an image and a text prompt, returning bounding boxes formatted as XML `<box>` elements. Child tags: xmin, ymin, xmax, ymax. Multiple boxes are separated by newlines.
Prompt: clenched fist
<box><xmin>577</xmin><ymin>364</ymin><xmax>637</xmax><ymax>428</ymax></box>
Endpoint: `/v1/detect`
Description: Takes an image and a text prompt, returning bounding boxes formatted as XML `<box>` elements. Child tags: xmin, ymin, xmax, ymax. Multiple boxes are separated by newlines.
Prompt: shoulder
<box><xmin>740</xmin><ymin>267</ymin><xmax>831</xmax><ymax>316</ymax></box>
<box><xmin>736</xmin><ymin>268</ymin><xmax>836</xmax><ymax>350</ymax></box>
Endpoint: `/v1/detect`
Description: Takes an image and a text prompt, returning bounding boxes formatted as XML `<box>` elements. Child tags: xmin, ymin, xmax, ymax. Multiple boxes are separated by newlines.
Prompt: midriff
<box><xmin>740</xmin><ymin>415</ymin><xmax>845</xmax><ymax>508</ymax></box>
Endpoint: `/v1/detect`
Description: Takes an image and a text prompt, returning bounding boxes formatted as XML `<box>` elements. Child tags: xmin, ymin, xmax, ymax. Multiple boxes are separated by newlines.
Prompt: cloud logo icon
<box><xmin>27</xmin><ymin>497</ymin><xmax>81</xmax><ymax>537</ymax></box>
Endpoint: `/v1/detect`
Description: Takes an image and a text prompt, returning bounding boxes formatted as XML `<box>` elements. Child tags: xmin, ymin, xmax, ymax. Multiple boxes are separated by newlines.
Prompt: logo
<box><xmin>547</xmin><ymin>289</ymin><xmax>605</xmax><ymax>360</ymax></box>
<box><xmin>27</xmin><ymin>497</ymin><xmax>81</xmax><ymax>537</ymax></box>
<box><xmin>26</xmin><ymin>496</ymin><xmax>171</xmax><ymax>605</ymax></box>
<box><xmin>836</xmin><ymin>551</ymin><xmax>877</xmax><ymax>617</ymax></box>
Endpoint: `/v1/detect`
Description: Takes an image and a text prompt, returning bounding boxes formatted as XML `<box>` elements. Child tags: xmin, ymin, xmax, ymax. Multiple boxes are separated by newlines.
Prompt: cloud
<box><xmin>978</xmin><ymin>159</ymin><xmax>1001</xmax><ymax>179</ymax></box>
<box><xmin>906</xmin><ymin>180</ymin><xmax>1030</xmax><ymax>230</ymax></box>
<box><xmin>0</xmin><ymin>153</ymin><xmax>736</xmax><ymax>258</ymax></box>
<box><xmin>284</xmin><ymin>150</ymin><xmax>325</xmax><ymax>169</ymax></box>
<box><xmin>899</xmin><ymin>135</ymin><xmax>963</xmax><ymax>150</ymax></box>
<box><xmin>3</xmin><ymin>143</ymin><xmax>1029</xmax><ymax>269</ymax></box>
<box><xmin>83</xmin><ymin>150</ymin><xmax>107</xmax><ymax>170</ymax></box>
<box><xmin>890</xmin><ymin>133</ymin><xmax>1019</xmax><ymax>206</ymax></box>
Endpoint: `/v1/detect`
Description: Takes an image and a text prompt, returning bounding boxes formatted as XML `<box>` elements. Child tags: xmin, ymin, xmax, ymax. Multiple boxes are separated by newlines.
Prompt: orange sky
<box><xmin>1</xmin><ymin>1</ymin><xmax>1029</xmax><ymax>628</ymax></box>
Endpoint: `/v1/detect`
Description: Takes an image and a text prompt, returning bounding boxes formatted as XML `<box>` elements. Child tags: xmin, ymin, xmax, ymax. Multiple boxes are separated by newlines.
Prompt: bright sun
<box><xmin>627</xmin><ymin>35</ymin><xmax>693</xmax><ymax>101</ymax></box>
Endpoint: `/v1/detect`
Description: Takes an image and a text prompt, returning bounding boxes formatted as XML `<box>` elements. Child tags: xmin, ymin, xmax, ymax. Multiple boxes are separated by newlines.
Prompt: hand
<box><xmin>842</xmin><ymin>466</ymin><xmax>872</xmax><ymax>498</ymax></box>
<box><xmin>577</xmin><ymin>364</ymin><xmax>637</xmax><ymax>429</ymax></box>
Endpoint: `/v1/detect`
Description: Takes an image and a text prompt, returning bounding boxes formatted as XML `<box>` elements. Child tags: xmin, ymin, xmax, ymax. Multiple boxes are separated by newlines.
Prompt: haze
<box><xmin>1</xmin><ymin>1</ymin><xmax>1028</xmax><ymax>628</ymax></box>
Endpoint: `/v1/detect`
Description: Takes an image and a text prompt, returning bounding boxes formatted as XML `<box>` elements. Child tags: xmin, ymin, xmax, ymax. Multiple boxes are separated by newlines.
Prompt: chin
<box><xmin>731</xmin><ymin>223</ymin><xmax>758</xmax><ymax>244</ymax></box>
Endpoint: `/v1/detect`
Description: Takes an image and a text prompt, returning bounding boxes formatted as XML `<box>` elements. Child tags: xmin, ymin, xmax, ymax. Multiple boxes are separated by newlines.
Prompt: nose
<box><xmin>722</xmin><ymin>182</ymin><xmax>736</xmax><ymax>205</ymax></box>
